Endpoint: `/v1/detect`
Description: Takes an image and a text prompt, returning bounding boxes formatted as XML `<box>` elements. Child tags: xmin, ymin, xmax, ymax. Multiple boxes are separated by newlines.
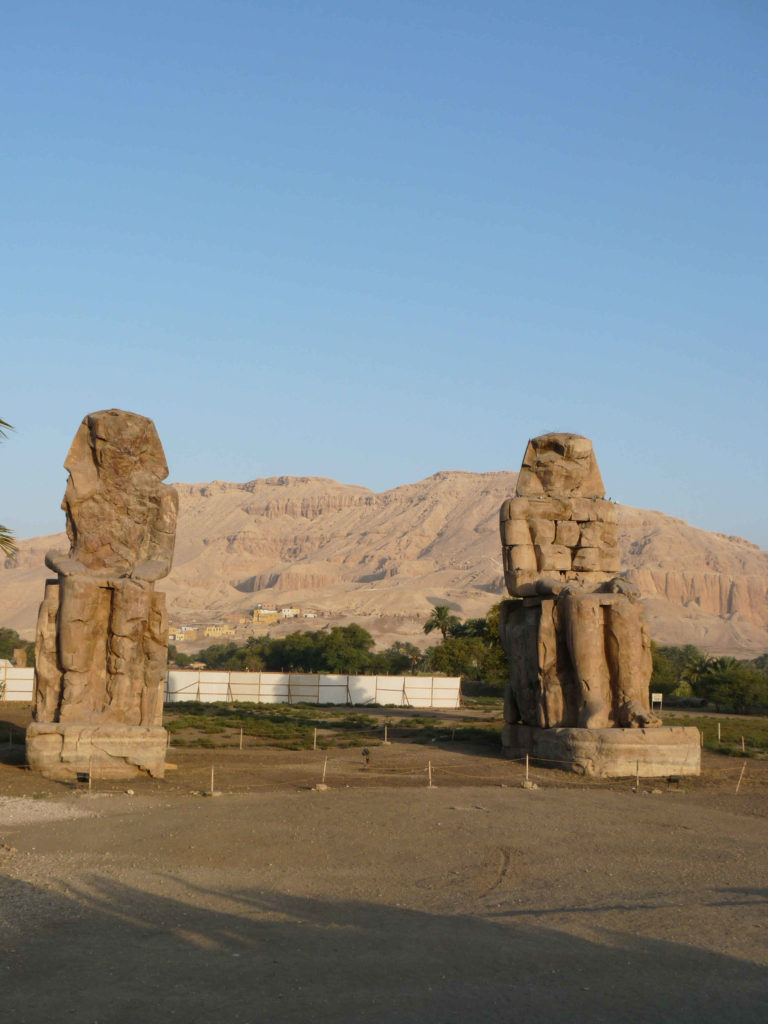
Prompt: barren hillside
<box><xmin>2</xmin><ymin>471</ymin><xmax>767</xmax><ymax>656</ymax></box>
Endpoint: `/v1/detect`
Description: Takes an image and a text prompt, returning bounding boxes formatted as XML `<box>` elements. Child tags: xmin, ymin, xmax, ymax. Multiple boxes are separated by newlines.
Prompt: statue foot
<box><xmin>619</xmin><ymin>699</ymin><xmax>662</xmax><ymax>729</ymax></box>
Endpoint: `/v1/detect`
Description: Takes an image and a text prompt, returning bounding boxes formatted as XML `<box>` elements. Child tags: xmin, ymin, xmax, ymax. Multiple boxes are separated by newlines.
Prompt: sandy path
<box><xmin>1</xmin><ymin>782</ymin><xmax>767</xmax><ymax>1024</ymax></box>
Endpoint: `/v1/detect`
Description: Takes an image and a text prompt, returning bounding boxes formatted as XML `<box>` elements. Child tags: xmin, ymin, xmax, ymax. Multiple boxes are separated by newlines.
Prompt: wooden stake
<box><xmin>735</xmin><ymin>763</ymin><xmax>746</xmax><ymax>794</ymax></box>
<box><xmin>741</xmin><ymin>736</ymin><xmax>745</xmax><ymax>752</ymax></box>
<box><xmin>322</xmin><ymin>756</ymin><xmax>328</xmax><ymax>784</ymax></box>
<box><xmin>525</xmin><ymin>754</ymin><xmax>529</xmax><ymax>782</ymax></box>
<box><xmin>428</xmin><ymin>760</ymin><xmax>433</xmax><ymax>787</ymax></box>
<box><xmin>384</xmin><ymin>724</ymin><xmax>388</xmax><ymax>744</ymax></box>
<box><xmin>239</xmin><ymin>727</ymin><xmax>243</xmax><ymax>750</ymax></box>
<box><xmin>717</xmin><ymin>722</ymin><xmax>721</xmax><ymax>743</ymax></box>
<box><xmin>313</xmin><ymin>727</ymin><xmax>317</xmax><ymax>751</ymax></box>
<box><xmin>210</xmin><ymin>765</ymin><xmax>215</xmax><ymax>793</ymax></box>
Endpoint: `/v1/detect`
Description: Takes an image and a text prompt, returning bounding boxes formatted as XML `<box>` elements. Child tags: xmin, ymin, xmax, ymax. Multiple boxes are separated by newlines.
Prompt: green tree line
<box><xmin>652</xmin><ymin>643</ymin><xmax>768</xmax><ymax>714</ymax></box>
<box><xmin>170</xmin><ymin>604</ymin><xmax>508</xmax><ymax>688</ymax></box>
<box><xmin>0</xmin><ymin>628</ymin><xmax>35</xmax><ymax>666</ymax></box>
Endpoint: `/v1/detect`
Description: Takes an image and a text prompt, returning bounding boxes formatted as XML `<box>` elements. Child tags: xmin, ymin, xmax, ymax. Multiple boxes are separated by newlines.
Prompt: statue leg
<box><xmin>561</xmin><ymin>594</ymin><xmax>612</xmax><ymax>729</ymax></box>
<box><xmin>604</xmin><ymin>599</ymin><xmax>660</xmax><ymax>727</ymax></box>
<box><xmin>57</xmin><ymin>576</ymin><xmax>110</xmax><ymax>722</ymax></box>
<box><xmin>141</xmin><ymin>590</ymin><xmax>168</xmax><ymax>726</ymax></box>
<box><xmin>33</xmin><ymin>580</ymin><xmax>61</xmax><ymax>721</ymax></box>
<box><xmin>106</xmin><ymin>579</ymin><xmax>151</xmax><ymax>724</ymax></box>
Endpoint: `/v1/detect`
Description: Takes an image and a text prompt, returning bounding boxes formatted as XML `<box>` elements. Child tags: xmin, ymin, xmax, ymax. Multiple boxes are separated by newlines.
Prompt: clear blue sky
<box><xmin>3</xmin><ymin>0</ymin><xmax>767</xmax><ymax>546</ymax></box>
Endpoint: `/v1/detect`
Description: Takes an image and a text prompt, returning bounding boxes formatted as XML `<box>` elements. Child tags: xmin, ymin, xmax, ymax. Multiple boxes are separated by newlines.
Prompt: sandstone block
<box><xmin>572</xmin><ymin>547</ymin><xmax>604</xmax><ymax>572</ymax></box>
<box><xmin>501</xmin><ymin>725</ymin><xmax>701</xmax><ymax>778</ymax></box>
<box><xmin>536</xmin><ymin>544</ymin><xmax>571</xmax><ymax>571</ymax></box>
<box><xmin>500</xmin><ymin>497</ymin><xmax>529</xmax><ymax>521</ymax></box>
<box><xmin>555</xmin><ymin>520</ymin><xmax>580</xmax><ymax>547</ymax></box>
<box><xmin>26</xmin><ymin>722</ymin><xmax>167</xmax><ymax>780</ymax></box>
<box><xmin>526</xmin><ymin>496</ymin><xmax>572</xmax><ymax>520</ymax></box>
<box><xmin>501</xmin><ymin>518</ymin><xmax>531</xmax><ymax>545</ymax></box>
<box><xmin>580</xmin><ymin>520</ymin><xmax>618</xmax><ymax>548</ymax></box>
<box><xmin>530</xmin><ymin>519</ymin><xmax>556</xmax><ymax>545</ymax></box>
<box><xmin>600</xmin><ymin>550</ymin><xmax>621</xmax><ymax>573</ymax></box>
<box><xmin>509</xmin><ymin>545</ymin><xmax>538</xmax><ymax>570</ymax></box>
<box><xmin>567</xmin><ymin>498</ymin><xmax>604</xmax><ymax>521</ymax></box>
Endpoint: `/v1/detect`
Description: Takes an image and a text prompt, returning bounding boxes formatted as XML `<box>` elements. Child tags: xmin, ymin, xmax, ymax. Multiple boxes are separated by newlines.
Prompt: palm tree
<box><xmin>423</xmin><ymin>605</ymin><xmax>460</xmax><ymax>641</ymax></box>
<box><xmin>0</xmin><ymin>419</ymin><xmax>16</xmax><ymax>556</ymax></box>
<box><xmin>680</xmin><ymin>650</ymin><xmax>715</xmax><ymax>692</ymax></box>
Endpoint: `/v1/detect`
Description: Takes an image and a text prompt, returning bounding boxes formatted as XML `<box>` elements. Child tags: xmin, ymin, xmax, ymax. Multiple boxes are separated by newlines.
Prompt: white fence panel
<box><xmin>258</xmin><ymin>673</ymin><xmax>292</xmax><ymax>704</ymax></box>
<box><xmin>318</xmin><ymin>675</ymin><xmax>350</xmax><ymax>704</ymax></box>
<box><xmin>195</xmin><ymin>672</ymin><xmax>230</xmax><ymax>703</ymax></box>
<box><xmin>288</xmin><ymin>674</ymin><xmax>320</xmax><ymax>704</ymax></box>
<box><xmin>347</xmin><ymin>675</ymin><xmax>378</xmax><ymax>704</ymax></box>
<box><xmin>227</xmin><ymin>672</ymin><xmax>263</xmax><ymax>703</ymax></box>
<box><xmin>0</xmin><ymin>666</ymin><xmax>35</xmax><ymax>700</ymax></box>
<box><xmin>165</xmin><ymin>670</ymin><xmax>201</xmax><ymax>702</ymax></box>
<box><xmin>373</xmin><ymin>676</ymin><xmax>405</xmax><ymax>706</ymax></box>
<box><xmin>159</xmin><ymin>671</ymin><xmax>460</xmax><ymax>708</ymax></box>
<box><xmin>3</xmin><ymin>667</ymin><xmax>462</xmax><ymax>710</ymax></box>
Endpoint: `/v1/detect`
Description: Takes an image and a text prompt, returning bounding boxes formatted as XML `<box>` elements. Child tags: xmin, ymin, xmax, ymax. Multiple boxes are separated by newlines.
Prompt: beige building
<box><xmin>169</xmin><ymin>627</ymin><xmax>199</xmax><ymax>642</ymax></box>
<box><xmin>203</xmin><ymin>624</ymin><xmax>236</xmax><ymax>639</ymax></box>
<box><xmin>252</xmin><ymin>607</ymin><xmax>279</xmax><ymax>625</ymax></box>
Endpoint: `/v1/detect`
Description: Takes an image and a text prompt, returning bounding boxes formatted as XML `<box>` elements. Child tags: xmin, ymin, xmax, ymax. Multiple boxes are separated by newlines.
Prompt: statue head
<box><xmin>61</xmin><ymin>409</ymin><xmax>173</xmax><ymax>571</ymax></box>
<box><xmin>63</xmin><ymin>409</ymin><xmax>168</xmax><ymax>501</ymax></box>
<box><xmin>515</xmin><ymin>433</ymin><xmax>605</xmax><ymax>498</ymax></box>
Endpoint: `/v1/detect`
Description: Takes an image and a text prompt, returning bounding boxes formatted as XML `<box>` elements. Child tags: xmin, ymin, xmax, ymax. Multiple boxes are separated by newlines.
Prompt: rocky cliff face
<box><xmin>2</xmin><ymin>471</ymin><xmax>767</xmax><ymax>656</ymax></box>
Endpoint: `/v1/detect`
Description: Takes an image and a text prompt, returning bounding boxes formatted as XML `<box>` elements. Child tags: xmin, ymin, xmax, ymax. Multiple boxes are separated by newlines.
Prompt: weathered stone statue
<box><xmin>499</xmin><ymin>433</ymin><xmax>700</xmax><ymax>777</ymax></box>
<box><xmin>26</xmin><ymin>410</ymin><xmax>177</xmax><ymax>779</ymax></box>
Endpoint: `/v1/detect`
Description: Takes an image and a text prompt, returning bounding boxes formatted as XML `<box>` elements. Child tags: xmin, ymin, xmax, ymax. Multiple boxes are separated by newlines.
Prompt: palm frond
<box><xmin>0</xmin><ymin>525</ymin><xmax>17</xmax><ymax>557</ymax></box>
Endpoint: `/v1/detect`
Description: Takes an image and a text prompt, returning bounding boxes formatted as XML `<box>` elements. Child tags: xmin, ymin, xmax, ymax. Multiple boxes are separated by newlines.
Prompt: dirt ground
<box><xmin>1</xmin><ymin>703</ymin><xmax>767</xmax><ymax>1023</ymax></box>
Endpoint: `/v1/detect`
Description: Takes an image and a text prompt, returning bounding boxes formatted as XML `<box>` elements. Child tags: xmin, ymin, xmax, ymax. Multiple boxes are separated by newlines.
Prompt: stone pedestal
<box><xmin>26</xmin><ymin>722</ymin><xmax>167</xmax><ymax>780</ymax></box>
<box><xmin>502</xmin><ymin>724</ymin><xmax>701</xmax><ymax>778</ymax></box>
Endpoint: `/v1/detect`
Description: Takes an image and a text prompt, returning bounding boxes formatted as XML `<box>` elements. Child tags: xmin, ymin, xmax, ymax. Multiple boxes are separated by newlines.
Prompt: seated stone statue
<box><xmin>34</xmin><ymin>409</ymin><xmax>178</xmax><ymax>728</ymax></box>
<box><xmin>499</xmin><ymin>433</ymin><xmax>660</xmax><ymax>731</ymax></box>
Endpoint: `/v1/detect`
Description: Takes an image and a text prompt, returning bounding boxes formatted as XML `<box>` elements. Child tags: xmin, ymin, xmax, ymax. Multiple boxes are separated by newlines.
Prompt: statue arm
<box><xmin>128</xmin><ymin>559</ymin><xmax>168</xmax><ymax>583</ymax></box>
<box><xmin>137</xmin><ymin>486</ymin><xmax>178</xmax><ymax>581</ymax></box>
<box><xmin>44</xmin><ymin>550</ymin><xmax>89</xmax><ymax>576</ymax></box>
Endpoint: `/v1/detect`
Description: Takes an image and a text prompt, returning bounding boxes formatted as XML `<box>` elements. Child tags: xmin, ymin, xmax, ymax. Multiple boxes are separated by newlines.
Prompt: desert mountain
<box><xmin>2</xmin><ymin>471</ymin><xmax>767</xmax><ymax>657</ymax></box>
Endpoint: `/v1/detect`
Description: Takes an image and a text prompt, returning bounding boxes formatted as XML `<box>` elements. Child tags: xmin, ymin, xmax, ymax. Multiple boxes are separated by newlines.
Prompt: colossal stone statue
<box><xmin>27</xmin><ymin>409</ymin><xmax>177</xmax><ymax>779</ymax></box>
<box><xmin>499</xmin><ymin>433</ymin><xmax>700</xmax><ymax>777</ymax></box>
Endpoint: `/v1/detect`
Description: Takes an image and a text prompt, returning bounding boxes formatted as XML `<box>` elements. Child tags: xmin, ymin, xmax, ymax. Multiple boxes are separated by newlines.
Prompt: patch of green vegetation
<box><xmin>662</xmin><ymin>713</ymin><xmax>768</xmax><ymax>757</ymax></box>
<box><xmin>164</xmin><ymin>701</ymin><xmax>383</xmax><ymax>750</ymax></box>
<box><xmin>461</xmin><ymin>696</ymin><xmax>504</xmax><ymax>711</ymax></box>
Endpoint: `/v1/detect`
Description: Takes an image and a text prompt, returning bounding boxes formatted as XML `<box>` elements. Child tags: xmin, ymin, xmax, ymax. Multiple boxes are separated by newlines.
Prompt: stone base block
<box><xmin>26</xmin><ymin>722</ymin><xmax>168</xmax><ymax>780</ymax></box>
<box><xmin>502</xmin><ymin>724</ymin><xmax>701</xmax><ymax>778</ymax></box>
